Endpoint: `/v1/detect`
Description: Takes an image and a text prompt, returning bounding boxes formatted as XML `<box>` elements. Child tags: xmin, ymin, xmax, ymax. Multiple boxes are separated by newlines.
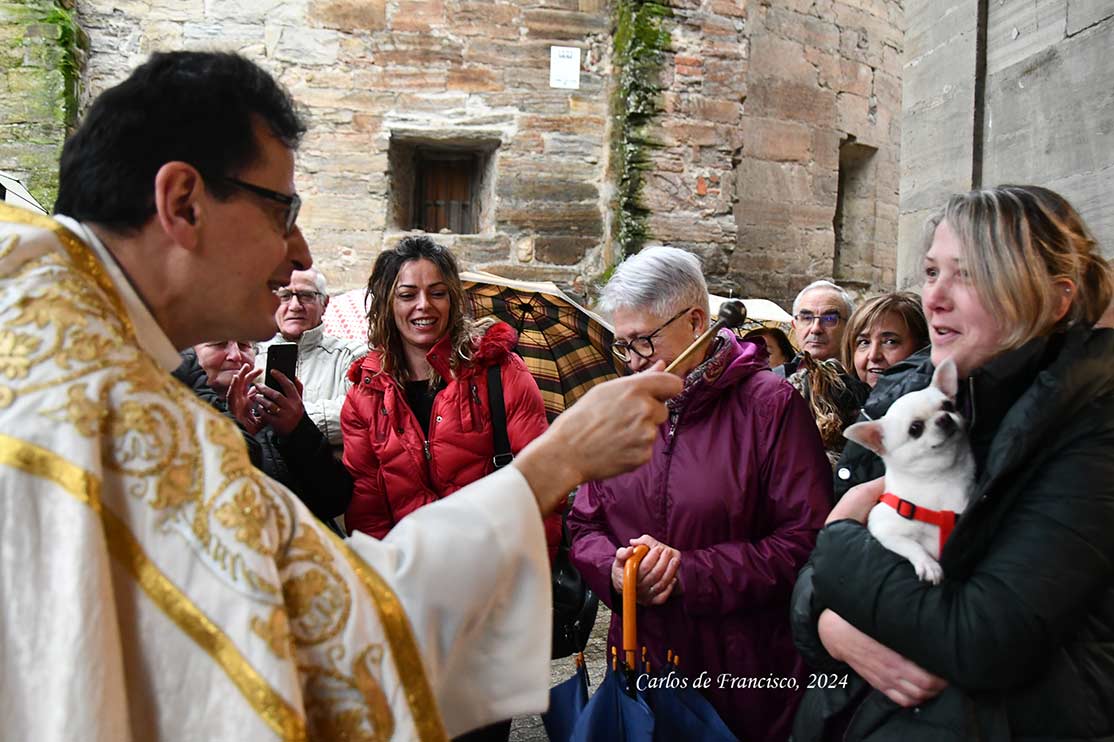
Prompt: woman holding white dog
<box><xmin>791</xmin><ymin>185</ymin><xmax>1114</xmax><ymax>741</ymax></box>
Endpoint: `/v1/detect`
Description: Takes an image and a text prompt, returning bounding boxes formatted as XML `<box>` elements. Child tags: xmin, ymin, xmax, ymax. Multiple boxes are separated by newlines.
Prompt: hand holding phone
<box><xmin>265</xmin><ymin>343</ymin><xmax>298</xmax><ymax>395</ymax></box>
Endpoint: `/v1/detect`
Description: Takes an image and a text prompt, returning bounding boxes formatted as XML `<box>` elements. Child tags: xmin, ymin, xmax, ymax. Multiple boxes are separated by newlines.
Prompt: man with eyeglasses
<box><xmin>253</xmin><ymin>267</ymin><xmax>366</xmax><ymax>448</ymax></box>
<box><xmin>0</xmin><ymin>50</ymin><xmax>682</xmax><ymax>740</ymax></box>
<box><xmin>788</xmin><ymin>279</ymin><xmax>855</xmax><ymax>366</ymax></box>
<box><xmin>779</xmin><ymin>280</ymin><xmax>870</xmax><ymax>466</ymax></box>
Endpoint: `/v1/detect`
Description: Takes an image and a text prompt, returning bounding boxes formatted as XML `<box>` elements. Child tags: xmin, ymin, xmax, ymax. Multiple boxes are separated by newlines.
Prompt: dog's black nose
<box><xmin>935</xmin><ymin>413</ymin><xmax>957</xmax><ymax>436</ymax></box>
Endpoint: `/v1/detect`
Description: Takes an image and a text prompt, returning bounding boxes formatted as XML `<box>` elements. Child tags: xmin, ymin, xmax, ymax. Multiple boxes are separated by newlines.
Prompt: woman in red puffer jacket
<box><xmin>341</xmin><ymin>235</ymin><xmax>560</xmax><ymax>565</ymax></box>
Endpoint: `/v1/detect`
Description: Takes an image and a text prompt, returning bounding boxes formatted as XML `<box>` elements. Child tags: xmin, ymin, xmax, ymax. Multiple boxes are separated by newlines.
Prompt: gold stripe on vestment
<box><xmin>333</xmin><ymin>533</ymin><xmax>450</xmax><ymax>742</ymax></box>
<box><xmin>0</xmin><ymin>434</ymin><xmax>308</xmax><ymax>742</ymax></box>
<box><xmin>0</xmin><ymin>203</ymin><xmax>135</xmax><ymax>336</ymax></box>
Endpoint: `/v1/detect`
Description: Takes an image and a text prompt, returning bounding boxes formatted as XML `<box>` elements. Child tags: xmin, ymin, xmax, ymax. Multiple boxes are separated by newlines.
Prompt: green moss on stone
<box><xmin>610</xmin><ymin>0</ymin><xmax>671</xmax><ymax>260</ymax></box>
<box><xmin>0</xmin><ymin>1</ymin><xmax>82</xmax><ymax>208</ymax></box>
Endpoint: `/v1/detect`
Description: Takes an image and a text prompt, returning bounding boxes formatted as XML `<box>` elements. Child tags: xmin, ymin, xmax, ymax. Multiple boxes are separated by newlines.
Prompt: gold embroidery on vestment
<box><xmin>0</xmin><ymin>434</ymin><xmax>308</xmax><ymax>742</ymax></box>
<box><xmin>1</xmin><ymin>205</ymin><xmax>445</xmax><ymax>740</ymax></box>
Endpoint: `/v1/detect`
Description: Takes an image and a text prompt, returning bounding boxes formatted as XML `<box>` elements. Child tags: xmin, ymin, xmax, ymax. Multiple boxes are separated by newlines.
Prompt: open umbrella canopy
<box><xmin>322</xmin><ymin>272</ymin><xmax>625</xmax><ymax>420</ymax></box>
<box><xmin>461</xmin><ymin>271</ymin><xmax>626</xmax><ymax>421</ymax></box>
<box><xmin>0</xmin><ymin>172</ymin><xmax>48</xmax><ymax>215</ymax></box>
<box><xmin>709</xmin><ymin>294</ymin><xmax>791</xmax><ymax>330</ymax></box>
<box><xmin>321</xmin><ymin>286</ymin><xmax>368</xmax><ymax>342</ymax></box>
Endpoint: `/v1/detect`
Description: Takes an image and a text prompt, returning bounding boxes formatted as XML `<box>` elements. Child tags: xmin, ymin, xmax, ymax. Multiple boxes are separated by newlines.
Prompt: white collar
<box><xmin>54</xmin><ymin>215</ymin><xmax>182</xmax><ymax>372</ymax></box>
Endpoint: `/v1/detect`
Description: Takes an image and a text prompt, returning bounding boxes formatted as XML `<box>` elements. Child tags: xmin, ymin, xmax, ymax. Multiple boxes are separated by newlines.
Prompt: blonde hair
<box><xmin>924</xmin><ymin>185</ymin><xmax>1113</xmax><ymax>352</ymax></box>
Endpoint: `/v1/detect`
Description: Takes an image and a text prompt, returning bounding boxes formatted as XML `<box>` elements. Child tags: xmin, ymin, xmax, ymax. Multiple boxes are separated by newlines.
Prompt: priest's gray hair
<box><xmin>792</xmin><ymin>279</ymin><xmax>854</xmax><ymax>317</ymax></box>
<box><xmin>600</xmin><ymin>245</ymin><xmax>710</xmax><ymax>324</ymax></box>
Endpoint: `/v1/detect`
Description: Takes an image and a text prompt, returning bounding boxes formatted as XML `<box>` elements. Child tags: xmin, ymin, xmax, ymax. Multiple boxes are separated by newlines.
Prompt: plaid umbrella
<box><xmin>461</xmin><ymin>271</ymin><xmax>626</xmax><ymax>421</ymax></box>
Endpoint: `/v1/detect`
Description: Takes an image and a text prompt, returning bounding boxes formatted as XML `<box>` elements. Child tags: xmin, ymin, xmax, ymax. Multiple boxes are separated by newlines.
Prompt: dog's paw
<box><xmin>912</xmin><ymin>556</ymin><xmax>944</xmax><ymax>584</ymax></box>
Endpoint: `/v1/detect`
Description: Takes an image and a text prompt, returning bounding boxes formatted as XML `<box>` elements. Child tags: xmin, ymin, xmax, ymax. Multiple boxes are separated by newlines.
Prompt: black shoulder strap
<box><xmin>486</xmin><ymin>364</ymin><xmax>513</xmax><ymax>469</ymax></box>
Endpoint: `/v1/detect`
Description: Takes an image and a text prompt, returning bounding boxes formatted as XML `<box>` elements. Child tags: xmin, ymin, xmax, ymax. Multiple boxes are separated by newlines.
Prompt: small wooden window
<box><xmin>413</xmin><ymin>151</ymin><xmax>480</xmax><ymax>234</ymax></box>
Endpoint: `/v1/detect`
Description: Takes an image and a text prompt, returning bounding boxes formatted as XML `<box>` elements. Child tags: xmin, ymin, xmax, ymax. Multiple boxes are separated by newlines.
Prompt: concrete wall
<box><xmin>74</xmin><ymin>0</ymin><xmax>614</xmax><ymax>292</ymax></box>
<box><xmin>899</xmin><ymin>0</ymin><xmax>1114</xmax><ymax>288</ymax></box>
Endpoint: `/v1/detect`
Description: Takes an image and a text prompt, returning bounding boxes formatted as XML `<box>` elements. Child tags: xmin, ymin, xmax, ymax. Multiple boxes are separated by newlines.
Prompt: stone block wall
<box><xmin>625</xmin><ymin>0</ymin><xmax>747</xmax><ymax>294</ymax></box>
<box><xmin>73</xmin><ymin>0</ymin><xmax>614</xmax><ymax>292</ymax></box>
<box><xmin>730</xmin><ymin>0</ymin><xmax>903</xmax><ymax>308</ymax></box>
<box><xmin>900</xmin><ymin>0</ymin><xmax>1114</xmax><ymax>287</ymax></box>
<box><xmin>60</xmin><ymin>0</ymin><xmax>906</xmax><ymax>306</ymax></box>
<box><xmin>1</xmin><ymin>0</ymin><xmax>76</xmax><ymax>210</ymax></box>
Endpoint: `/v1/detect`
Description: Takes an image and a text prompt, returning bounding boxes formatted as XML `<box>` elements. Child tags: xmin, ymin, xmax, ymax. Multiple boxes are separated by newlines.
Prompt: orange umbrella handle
<box><xmin>622</xmin><ymin>544</ymin><xmax>650</xmax><ymax>668</ymax></box>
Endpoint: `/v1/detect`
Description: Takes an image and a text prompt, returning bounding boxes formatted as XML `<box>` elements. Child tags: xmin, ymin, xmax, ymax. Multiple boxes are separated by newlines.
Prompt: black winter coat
<box><xmin>791</xmin><ymin>326</ymin><xmax>1114</xmax><ymax>742</ymax></box>
<box><xmin>172</xmin><ymin>350</ymin><xmax>351</xmax><ymax>532</ymax></box>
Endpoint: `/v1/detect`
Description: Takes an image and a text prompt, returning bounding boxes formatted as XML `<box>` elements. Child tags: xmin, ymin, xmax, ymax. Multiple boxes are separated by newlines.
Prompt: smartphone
<box><xmin>265</xmin><ymin>343</ymin><xmax>298</xmax><ymax>394</ymax></box>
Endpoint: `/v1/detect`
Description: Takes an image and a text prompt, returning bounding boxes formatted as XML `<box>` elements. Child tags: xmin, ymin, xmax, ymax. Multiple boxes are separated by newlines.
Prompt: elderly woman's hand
<box><xmin>826</xmin><ymin>476</ymin><xmax>885</xmax><ymax>525</ymax></box>
<box><xmin>628</xmin><ymin>534</ymin><xmax>680</xmax><ymax>605</ymax></box>
<box><xmin>819</xmin><ymin>609</ymin><xmax>947</xmax><ymax>707</ymax></box>
<box><xmin>228</xmin><ymin>363</ymin><xmax>264</xmax><ymax>435</ymax></box>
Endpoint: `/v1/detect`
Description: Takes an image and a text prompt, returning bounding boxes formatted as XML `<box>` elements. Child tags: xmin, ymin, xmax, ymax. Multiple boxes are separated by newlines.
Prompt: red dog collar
<box><xmin>878</xmin><ymin>493</ymin><xmax>959</xmax><ymax>558</ymax></box>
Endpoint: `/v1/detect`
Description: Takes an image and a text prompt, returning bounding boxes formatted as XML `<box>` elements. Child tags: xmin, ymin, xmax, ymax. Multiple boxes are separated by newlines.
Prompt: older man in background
<box><xmin>256</xmin><ymin>266</ymin><xmax>365</xmax><ymax>446</ymax></box>
<box><xmin>788</xmin><ymin>279</ymin><xmax>854</xmax><ymax>366</ymax></box>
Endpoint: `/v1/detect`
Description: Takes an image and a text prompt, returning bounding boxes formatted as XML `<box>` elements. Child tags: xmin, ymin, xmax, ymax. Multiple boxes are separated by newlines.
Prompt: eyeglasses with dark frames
<box><xmin>220</xmin><ymin>176</ymin><xmax>301</xmax><ymax>236</ymax></box>
<box><xmin>275</xmin><ymin>289</ymin><xmax>323</xmax><ymax>304</ymax></box>
<box><xmin>793</xmin><ymin>310</ymin><xmax>843</xmax><ymax>328</ymax></box>
<box><xmin>611</xmin><ymin>307</ymin><xmax>691</xmax><ymax>362</ymax></box>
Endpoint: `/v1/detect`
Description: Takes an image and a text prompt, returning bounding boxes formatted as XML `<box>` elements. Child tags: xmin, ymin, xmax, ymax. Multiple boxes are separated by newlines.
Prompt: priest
<box><xmin>0</xmin><ymin>51</ymin><xmax>678</xmax><ymax>741</ymax></box>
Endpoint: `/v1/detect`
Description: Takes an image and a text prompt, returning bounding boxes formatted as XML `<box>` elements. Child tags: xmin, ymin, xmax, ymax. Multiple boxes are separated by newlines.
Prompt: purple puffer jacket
<box><xmin>569</xmin><ymin>331</ymin><xmax>832</xmax><ymax>742</ymax></box>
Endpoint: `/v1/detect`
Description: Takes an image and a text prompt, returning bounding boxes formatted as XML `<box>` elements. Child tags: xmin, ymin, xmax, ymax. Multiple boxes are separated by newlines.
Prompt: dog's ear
<box><xmin>932</xmin><ymin>358</ymin><xmax>959</xmax><ymax>398</ymax></box>
<box><xmin>844</xmin><ymin>420</ymin><xmax>885</xmax><ymax>455</ymax></box>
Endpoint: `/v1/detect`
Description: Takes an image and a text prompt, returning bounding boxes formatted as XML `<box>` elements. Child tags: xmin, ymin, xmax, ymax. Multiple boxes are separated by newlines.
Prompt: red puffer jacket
<box><xmin>341</xmin><ymin>321</ymin><xmax>561</xmax><ymax>560</ymax></box>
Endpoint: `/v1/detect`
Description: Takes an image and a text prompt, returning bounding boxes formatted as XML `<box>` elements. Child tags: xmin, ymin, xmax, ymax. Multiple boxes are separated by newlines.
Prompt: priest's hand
<box><xmin>513</xmin><ymin>363</ymin><xmax>680</xmax><ymax>517</ymax></box>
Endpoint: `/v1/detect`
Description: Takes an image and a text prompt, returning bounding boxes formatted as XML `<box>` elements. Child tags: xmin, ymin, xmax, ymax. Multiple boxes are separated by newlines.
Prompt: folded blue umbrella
<box><xmin>568</xmin><ymin>666</ymin><xmax>654</xmax><ymax>742</ymax></box>
<box><xmin>645</xmin><ymin>679</ymin><xmax>736</xmax><ymax>741</ymax></box>
<box><xmin>543</xmin><ymin>658</ymin><xmax>591</xmax><ymax>742</ymax></box>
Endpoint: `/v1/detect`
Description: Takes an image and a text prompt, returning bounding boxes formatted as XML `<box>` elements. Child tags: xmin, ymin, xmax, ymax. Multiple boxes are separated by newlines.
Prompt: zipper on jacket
<box><xmin>470</xmin><ymin>383</ymin><xmax>481</xmax><ymax>432</ymax></box>
<box><xmin>423</xmin><ymin>439</ymin><xmax>431</xmax><ymax>461</ymax></box>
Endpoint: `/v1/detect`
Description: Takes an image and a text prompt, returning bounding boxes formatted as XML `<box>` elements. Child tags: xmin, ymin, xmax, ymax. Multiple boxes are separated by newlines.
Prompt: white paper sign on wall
<box><xmin>549</xmin><ymin>46</ymin><xmax>581</xmax><ymax>90</ymax></box>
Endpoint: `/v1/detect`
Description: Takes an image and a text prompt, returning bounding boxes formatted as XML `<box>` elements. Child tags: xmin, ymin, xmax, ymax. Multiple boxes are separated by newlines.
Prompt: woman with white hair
<box><xmin>568</xmin><ymin>245</ymin><xmax>833</xmax><ymax>741</ymax></box>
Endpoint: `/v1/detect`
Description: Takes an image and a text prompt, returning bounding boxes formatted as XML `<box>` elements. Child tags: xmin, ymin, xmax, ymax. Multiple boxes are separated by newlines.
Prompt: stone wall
<box><xmin>900</xmin><ymin>0</ymin><xmax>1114</xmax><ymax>287</ymax></box>
<box><xmin>624</xmin><ymin>0</ymin><xmax>903</xmax><ymax>308</ymax></box>
<box><xmin>73</xmin><ymin>0</ymin><xmax>614</xmax><ymax>292</ymax></box>
<box><xmin>1</xmin><ymin>0</ymin><xmax>78</xmax><ymax>210</ymax></box>
<box><xmin>730</xmin><ymin>0</ymin><xmax>904</xmax><ymax>308</ymax></box>
<box><xmin>61</xmin><ymin>0</ymin><xmax>906</xmax><ymax>305</ymax></box>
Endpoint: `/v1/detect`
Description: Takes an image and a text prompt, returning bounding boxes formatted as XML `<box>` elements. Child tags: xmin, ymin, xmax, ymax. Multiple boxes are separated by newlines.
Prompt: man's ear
<box><xmin>153</xmin><ymin>162</ymin><xmax>205</xmax><ymax>250</ymax></box>
<box><xmin>844</xmin><ymin>420</ymin><xmax>886</xmax><ymax>456</ymax></box>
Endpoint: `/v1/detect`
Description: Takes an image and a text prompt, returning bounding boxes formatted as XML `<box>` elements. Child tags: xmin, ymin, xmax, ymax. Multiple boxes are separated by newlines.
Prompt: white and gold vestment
<box><xmin>0</xmin><ymin>204</ymin><xmax>551</xmax><ymax>741</ymax></box>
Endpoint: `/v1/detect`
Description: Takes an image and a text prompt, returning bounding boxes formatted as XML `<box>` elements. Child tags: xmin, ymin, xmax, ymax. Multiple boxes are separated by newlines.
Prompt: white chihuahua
<box><xmin>843</xmin><ymin>359</ymin><xmax>975</xmax><ymax>584</ymax></box>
